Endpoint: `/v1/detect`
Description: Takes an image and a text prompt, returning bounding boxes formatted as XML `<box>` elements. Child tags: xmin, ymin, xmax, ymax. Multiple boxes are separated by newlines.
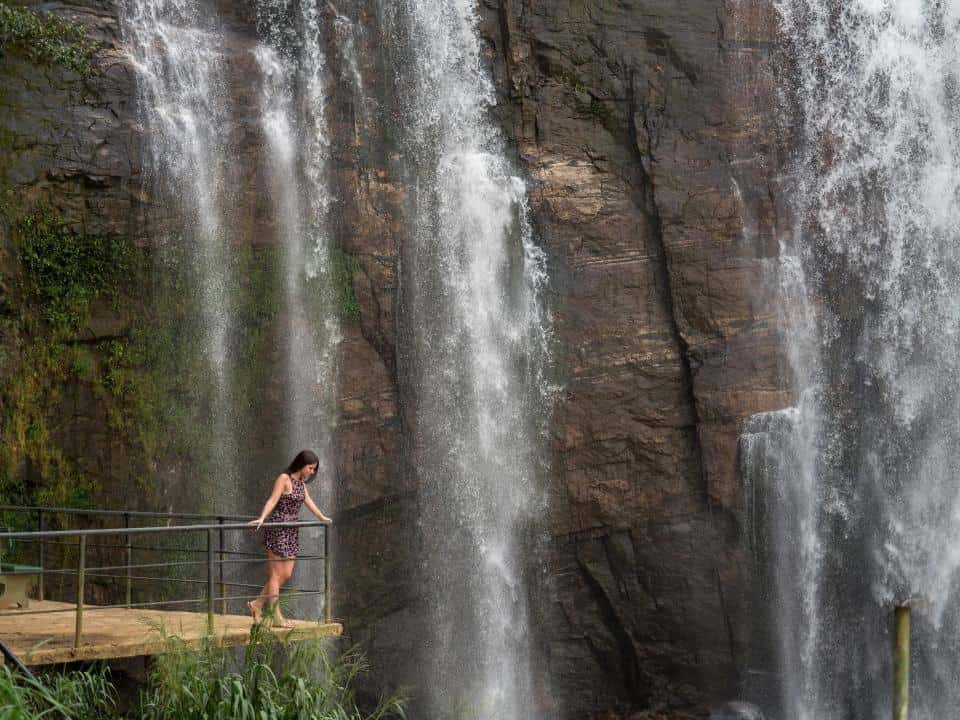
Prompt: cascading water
<box><xmin>124</xmin><ymin>0</ymin><xmax>550</xmax><ymax>703</ymax></box>
<box><xmin>122</xmin><ymin>0</ymin><xmax>238</xmax><ymax>508</ymax></box>
<box><xmin>254</xmin><ymin>0</ymin><xmax>339</xmax><ymax>482</ymax></box>
<box><xmin>122</xmin><ymin>0</ymin><xmax>236</xmax><ymax>492</ymax></box>
<box><xmin>390</xmin><ymin>0</ymin><xmax>552</xmax><ymax>716</ymax></box>
<box><xmin>254</xmin><ymin>0</ymin><xmax>340</xmax><ymax>613</ymax></box>
<box><xmin>744</xmin><ymin>2</ymin><xmax>960</xmax><ymax>718</ymax></box>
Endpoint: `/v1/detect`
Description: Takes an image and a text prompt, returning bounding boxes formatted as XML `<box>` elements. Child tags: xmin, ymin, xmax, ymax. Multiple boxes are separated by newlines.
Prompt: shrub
<box><xmin>139</xmin><ymin>626</ymin><xmax>405</xmax><ymax>720</ymax></box>
<box><xmin>0</xmin><ymin>663</ymin><xmax>114</xmax><ymax>720</ymax></box>
<box><xmin>0</xmin><ymin>2</ymin><xmax>97</xmax><ymax>75</ymax></box>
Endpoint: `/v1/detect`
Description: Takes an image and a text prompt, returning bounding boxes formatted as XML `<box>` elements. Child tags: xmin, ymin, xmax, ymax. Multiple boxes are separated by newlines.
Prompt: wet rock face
<box><xmin>710</xmin><ymin>701</ymin><xmax>766</xmax><ymax>720</ymax></box>
<box><xmin>2</xmin><ymin>0</ymin><xmax>793</xmax><ymax>717</ymax></box>
<box><xmin>476</xmin><ymin>0</ymin><xmax>792</xmax><ymax>714</ymax></box>
<box><xmin>330</xmin><ymin>1</ymin><xmax>794</xmax><ymax>713</ymax></box>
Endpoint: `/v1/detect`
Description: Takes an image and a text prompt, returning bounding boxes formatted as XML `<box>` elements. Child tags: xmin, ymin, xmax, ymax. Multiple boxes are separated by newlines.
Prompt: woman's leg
<box><xmin>271</xmin><ymin>559</ymin><xmax>296</xmax><ymax>627</ymax></box>
<box><xmin>248</xmin><ymin>550</ymin><xmax>283</xmax><ymax>621</ymax></box>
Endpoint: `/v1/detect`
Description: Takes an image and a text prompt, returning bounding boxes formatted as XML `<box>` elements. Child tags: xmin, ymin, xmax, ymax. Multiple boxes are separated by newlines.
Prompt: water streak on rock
<box><xmin>746</xmin><ymin>2</ymin><xmax>960</xmax><ymax>717</ymax></box>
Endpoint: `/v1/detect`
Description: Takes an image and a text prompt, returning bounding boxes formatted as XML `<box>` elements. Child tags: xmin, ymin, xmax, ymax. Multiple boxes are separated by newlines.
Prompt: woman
<box><xmin>247</xmin><ymin>449</ymin><xmax>332</xmax><ymax>627</ymax></box>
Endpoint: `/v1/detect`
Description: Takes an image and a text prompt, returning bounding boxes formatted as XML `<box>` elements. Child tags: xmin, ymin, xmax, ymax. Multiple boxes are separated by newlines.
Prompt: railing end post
<box><xmin>893</xmin><ymin>604</ymin><xmax>911</xmax><ymax>720</ymax></box>
<box><xmin>74</xmin><ymin>535</ymin><xmax>86</xmax><ymax>650</ymax></box>
<box><xmin>323</xmin><ymin>524</ymin><xmax>332</xmax><ymax>624</ymax></box>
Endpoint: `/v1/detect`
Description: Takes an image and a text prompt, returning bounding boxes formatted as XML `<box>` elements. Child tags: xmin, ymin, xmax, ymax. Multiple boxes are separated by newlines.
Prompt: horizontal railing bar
<box><xmin>0</xmin><ymin>597</ymin><xmax>208</xmax><ymax>615</ymax></box>
<box><xmin>5</xmin><ymin>554</ymin><xmax>325</xmax><ymax>576</ymax></box>
<box><xmin>0</xmin><ymin>590</ymin><xmax>327</xmax><ymax>617</ymax></box>
<box><xmin>6</xmin><ymin>542</ymin><xmax>293</xmax><ymax>557</ymax></box>
<box><xmin>17</xmin><ymin>555</ymin><xmax>324</xmax><ymax>576</ymax></box>
<box><xmin>0</xmin><ymin>541</ymin><xmax>324</xmax><ymax>561</ymax></box>
<box><xmin>72</xmin><ymin>571</ymin><xmax>315</xmax><ymax>591</ymax></box>
<box><xmin>213</xmin><ymin>590</ymin><xmax>325</xmax><ymax>603</ymax></box>
<box><xmin>0</xmin><ymin>520</ymin><xmax>328</xmax><ymax>540</ymax></box>
<box><xmin>0</xmin><ymin>505</ymin><xmax>254</xmax><ymax>522</ymax></box>
<box><xmin>6</xmin><ymin>540</ymin><xmax>209</xmax><ymax>553</ymax></box>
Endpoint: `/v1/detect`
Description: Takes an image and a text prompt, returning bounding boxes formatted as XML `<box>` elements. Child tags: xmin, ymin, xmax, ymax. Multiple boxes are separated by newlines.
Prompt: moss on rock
<box><xmin>0</xmin><ymin>2</ymin><xmax>97</xmax><ymax>76</ymax></box>
<box><xmin>0</xmin><ymin>206</ymin><xmax>126</xmax><ymax>515</ymax></box>
<box><xmin>331</xmin><ymin>247</ymin><xmax>361</xmax><ymax>323</ymax></box>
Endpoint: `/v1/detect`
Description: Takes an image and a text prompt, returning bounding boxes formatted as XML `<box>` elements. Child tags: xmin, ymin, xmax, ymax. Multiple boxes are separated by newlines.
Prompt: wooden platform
<box><xmin>0</xmin><ymin>601</ymin><xmax>342</xmax><ymax>666</ymax></box>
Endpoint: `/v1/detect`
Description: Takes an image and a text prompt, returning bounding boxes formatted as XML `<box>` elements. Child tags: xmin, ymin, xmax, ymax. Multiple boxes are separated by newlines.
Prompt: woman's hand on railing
<box><xmin>248</xmin><ymin>517</ymin><xmax>265</xmax><ymax>531</ymax></box>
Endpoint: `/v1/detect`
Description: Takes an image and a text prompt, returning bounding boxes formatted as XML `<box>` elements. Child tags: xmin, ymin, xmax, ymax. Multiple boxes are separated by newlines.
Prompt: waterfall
<box><xmin>390</xmin><ymin>0</ymin><xmax>552</xmax><ymax>716</ymax></box>
<box><xmin>123</xmin><ymin>0</ymin><xmax>551</xmax><ymax>702</ymax></box>
<box><xmin>254</xmin><ymin>0</ymin><xmax>340</xmax><ymax>615</ymax></box>
<box><xmin>121</xmin><ymin>0</ymin><xmax>238</xmax><ymax>509</ymax></box>
<box><xmin>747</xmin><ymin>2</ymin><xmax>960</xmax><ymax>717</ymax></box>
<box><xmin>123</xmin><ymin>0</ymin><xmax>340</xmax><ymax>586</ymax></box>
<box><xmin>255</xmin><ymin>0</ymin><xmax>340</xmax><ymax>486</ymax></box>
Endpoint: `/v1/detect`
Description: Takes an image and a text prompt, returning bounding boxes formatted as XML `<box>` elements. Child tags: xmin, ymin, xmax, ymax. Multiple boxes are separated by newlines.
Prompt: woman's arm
<box><xmin>248</xmin><ymin>474</ymin><xmax>291</xmax><ymax>529</ymax></box>
<box><xmin>303</xmin><ymin>486</ymin><xmax>332</xmax><ymax>523</ymax></box>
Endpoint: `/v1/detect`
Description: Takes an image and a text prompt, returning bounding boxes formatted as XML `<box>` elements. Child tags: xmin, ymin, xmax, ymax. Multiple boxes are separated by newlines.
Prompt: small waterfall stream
<box><xmin>389</xmin><ymin>0</ymin><xmax>552</xmax><ymax>716</ymax></box>
<box><xmin>745</xmin><ymin>2</ymin><xmax>960</xmax><ymax>718</ymax></box>
<box><xmin>123</xmin><ymin>0</ymin><xmax>239</xmax><ymax>509</ymax></box>
<box><xmin>254</xmin><ymin>0</ymin><xmax>341</xmax><ymax>608</ymax></box>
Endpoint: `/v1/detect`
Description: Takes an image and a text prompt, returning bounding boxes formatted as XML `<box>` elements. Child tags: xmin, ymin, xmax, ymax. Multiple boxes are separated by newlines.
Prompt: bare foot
<box><xmin>273</xmin><ymin>616</ymin><xmax>295</xmax><ymax>629</ymax></box>
<box><xmin>247</xmin><ymin>601</ymin><xmax>262</xmax><ymax>622</ymax></box>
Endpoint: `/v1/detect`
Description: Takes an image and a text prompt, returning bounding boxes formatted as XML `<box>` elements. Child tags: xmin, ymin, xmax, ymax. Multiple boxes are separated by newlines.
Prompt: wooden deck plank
<box><xmin>0</xmin><ymin>601</ymin><xmax>342</xmax><ymax>666</ymax></box>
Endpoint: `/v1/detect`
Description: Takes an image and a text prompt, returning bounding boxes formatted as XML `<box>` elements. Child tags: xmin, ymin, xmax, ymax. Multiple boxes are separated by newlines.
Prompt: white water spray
<box><xmin>121</xmin><ymin>0</ymin><xmax>238</xmax><ymax>507</ymax></box>
<box><xmin>393</xmin><ymin>0</ymin><xmax>552</xmax><ymax>716</ymax></box>
<box><xmin>745</xmin><ymin>2</ymin><xmax>960</xmax><ymax>717</ymax></box>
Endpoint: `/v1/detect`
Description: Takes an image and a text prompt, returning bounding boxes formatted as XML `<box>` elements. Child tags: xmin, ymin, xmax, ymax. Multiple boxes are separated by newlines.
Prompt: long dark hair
<box><xmin>285</xmin><ymin>450</ymin><xmax>319</xmax><ymax>483</ymax></box>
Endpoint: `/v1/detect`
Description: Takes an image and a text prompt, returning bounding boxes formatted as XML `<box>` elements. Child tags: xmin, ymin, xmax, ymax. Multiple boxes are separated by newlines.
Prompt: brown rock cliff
<box><xmin>0</xmin><ymin>0</ymin><xmax>794</xmax><ymax>716</ymax></box>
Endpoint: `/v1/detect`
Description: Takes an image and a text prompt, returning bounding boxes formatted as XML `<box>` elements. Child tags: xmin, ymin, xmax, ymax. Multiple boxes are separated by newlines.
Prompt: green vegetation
<box><xmin>93</xmin><ymin>249</ymin><xmax>218</xmax><ymax>477</ymax></box>
<box><xmin>332</xmin><ymin>249</ymin><xmax>361</xmax><ymax>323</ymax></box>
<box><xmin>0</xmin><ymin>2</ymin><xmax>97</xmax><ymax>76</ymax></box>
<box><xmin>15</xmin><ymin>210</ymin><xmax>128</xmax><ymax>332</ymax></box>
<box><xmin>0</xmin><ymin>663</ymin><xmax>114</xmax><ymax>720</ymax></box>
<box><xmin>0</xmin><ymin>630</ymin><xmax>405</xmax><ymax>720</ymax></box>
<box><xmin>588</xmin><ymin>98</ymin><xmax>613</xmax><ymax>124</ymax></box>
<box><xmin>0</xmin><ymin>206</ymin><xmax>129</xmax><ymax>520</ymax></box>
<box><xmin>0</xmin><ymin>203</ymin><xmax>293</xmax><ymax>517</ymax></box>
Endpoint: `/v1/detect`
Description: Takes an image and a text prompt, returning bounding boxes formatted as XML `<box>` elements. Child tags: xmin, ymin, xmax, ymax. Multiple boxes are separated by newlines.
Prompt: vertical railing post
<box><xmin>894</xmin><ymin>604</ymin><xmax>911</xmax><ymax>720</ymax></box>
<box><xmin>217</xmin><ymin>517</ymin><xmax>226</xmax><ymax>615</ymax></box>
<box><xmin>206</xmin><ymin>528</ymin><xmax>215</xmax><ymax>634</ymax></box>
<box><xmin>74</xmin><ymin>535</ymin><xmax>85</xmax><ymax>649</ymax></box>
<box><xmin>323</xmin><ymin>524</ymin><xmax>332</xmax><ymax>624</ymax></box>
<box><xmin>37</xmin><ymin>510</ymin><xmax>44</xmax><ymax>602</ymax></box>
<box><xmin>124</xmin><ymin>512</ymin><xmax>132</xmax><ymax>608</ymax></box>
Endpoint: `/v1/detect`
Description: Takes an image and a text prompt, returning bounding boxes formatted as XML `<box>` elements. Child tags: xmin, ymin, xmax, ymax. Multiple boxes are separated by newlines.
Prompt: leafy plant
<box><xmin>0</xmin><ymin>663</ymin><xmax>114</xmax><ymax>720</ymax></box>
<box><xmin>14</xmin><ymin>210</ymin><xmax>128</xmax><ymax>332</ymax></box>
<box><xmin>0</xmin><ymin>207</ymin><xmax>127</xmax><ymax>515</ymax></box>
<box><xmin>0</xmin><ymin>2</ymin><xmax>97</xmax><ymax>75</ymax></box>
<box><xmin>138</xmin><ymin>625</ymin><xmax>405</xmax><ymax>720</ymax></box>
<box><xmin>0</xmin><ymin>628</ymin><xmax>405</xmax><ymax>720</ymax></box>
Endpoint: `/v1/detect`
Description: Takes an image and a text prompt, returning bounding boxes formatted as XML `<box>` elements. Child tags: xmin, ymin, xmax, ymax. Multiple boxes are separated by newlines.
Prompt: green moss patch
<box><xmin>0</xmin><ymin>207</ymin><xmax>126</xmax><ymax>515</ymax></box>
<box><xmin>331</xmin><ymin>247</ymin><xmax>361</xmax><ymax>323</ymax></box>
<box><xmin>15</xmin><ymin>210</ymin><xmax>127</xmax><ymax>331</ymax></box>
<box><xmin>0</xmin><ymin>2</ymin><xmax>97</xmax><ymax>76</ymax></box>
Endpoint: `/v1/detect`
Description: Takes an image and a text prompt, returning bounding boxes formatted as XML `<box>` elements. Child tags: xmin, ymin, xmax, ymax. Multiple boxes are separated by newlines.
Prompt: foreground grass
<box><xmin>0</xmin><ymin>625</ymin><xmax>404</xmax><ymax>720</ymax></box>
<box><xmin>0</xmin><ymin>663</ymin><xmax>113</xmax><ymax>720</ymax></box>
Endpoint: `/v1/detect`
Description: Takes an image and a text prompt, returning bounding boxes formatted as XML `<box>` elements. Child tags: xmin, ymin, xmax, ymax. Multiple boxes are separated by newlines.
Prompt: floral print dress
<box><xmin>261</xmin><ymin>474</ymin><xmax>304</xmax><ymax>559</ymax></box>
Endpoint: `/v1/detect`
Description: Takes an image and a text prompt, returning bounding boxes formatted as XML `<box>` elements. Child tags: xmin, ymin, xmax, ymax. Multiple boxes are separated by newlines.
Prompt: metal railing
<box><xmin>0</xmin><ymin>505</ymin><xmax>260</xmax><ymax>606</ymax></box>
<box><xmin>0</xmin><ymin>509</ymin><xmax>332</xmax><ymax>650</ymax></box>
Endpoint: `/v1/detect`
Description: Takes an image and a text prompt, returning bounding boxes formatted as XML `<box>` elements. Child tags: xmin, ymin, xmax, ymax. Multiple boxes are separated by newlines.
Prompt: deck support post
<box><xmin>74</xmin><ymin>535</ymin><xmax>85</xmax><ymax>649</ymax></box>
<box><xmin>124</xmin><ymin>513</ymin><xmax>132</xmax><ymax>608</ymax></box>
<box><xmin>894</xmin><ymin>604</ymin><xmax>911</xmax><ymax>720</ymax></box>
<box><xmin>323</xmin><ymin>525</ymin><xmax>331</xmax><ymax>623</ymax></box>
<box><xmin>206</xmin><ymin>528</ymin><xmax>215</xmax><ymax>634</ymax></box>
<box><xmin>37</xmin><ymin>511</ymin><xmax>44</xmax><ymax>602</ymax></box>
<box><xmin>217</xmin><ymin>517</ymin><xmax>226</xmax><ymax>615</ymax></box>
